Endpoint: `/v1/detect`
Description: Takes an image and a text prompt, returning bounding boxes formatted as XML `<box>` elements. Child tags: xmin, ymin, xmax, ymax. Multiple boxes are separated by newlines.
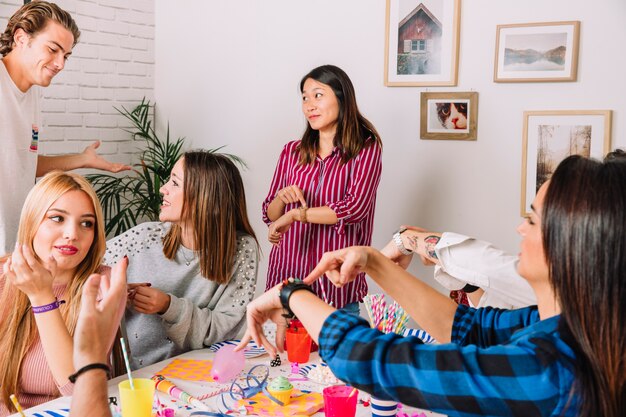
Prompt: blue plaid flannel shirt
<box><xmin>318</xmin><ymin>305</ymin><xmax>579</xmax><ymax>417</ymax></box>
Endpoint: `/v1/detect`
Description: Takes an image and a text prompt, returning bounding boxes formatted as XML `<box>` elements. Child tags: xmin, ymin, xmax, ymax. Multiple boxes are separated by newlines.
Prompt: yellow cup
<box><xmin>118</xmin><ymin>378</ymin><xmax>155</xmax><ymax>417</ymax></box>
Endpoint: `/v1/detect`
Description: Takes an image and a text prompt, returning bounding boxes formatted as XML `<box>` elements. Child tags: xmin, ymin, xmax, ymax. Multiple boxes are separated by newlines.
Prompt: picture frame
<box><xmin>420</xmin><ymin>92</ymin><xmax>478</xmax><ymax>140</ymax></box>
<box><xmin>384</xmin><ymin>0</ymin><xmax>460</xmax><ymax>86</ymax></box>
<box><xmin>521</xmin><ymin>110</ymin><xmax>612</xmax><ymax>215</ymax></box>
<box><xmin>494</xmin><ymin>21</ymin><xmax>580</xmax><ymax>83</ymax></box>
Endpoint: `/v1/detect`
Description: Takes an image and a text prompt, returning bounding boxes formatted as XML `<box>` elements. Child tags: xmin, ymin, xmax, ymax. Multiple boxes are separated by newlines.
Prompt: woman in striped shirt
<box><xmin>262</xmin><ymin>64</ymin><xmax>382</xmax><ymax>312</ymax></box>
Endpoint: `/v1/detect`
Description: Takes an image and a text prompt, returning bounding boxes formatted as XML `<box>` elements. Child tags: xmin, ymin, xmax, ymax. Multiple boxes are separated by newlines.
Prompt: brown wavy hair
<box><xmin>162</xmin><ymin>151</ymin><xmax>257</xmax><ymax>284</ymax></box>
<box><xmin>543</xmin><ymin>155</ymin><xmax>626</xmax><ymax>416</ymax></box>
<box><xmin>297</xmin><ymin>65</ymin><xmax>382</xmax><ymax>165</ymax></box>
<box><xmin>1</xmin><ymin>1</ymin><xmax>80</xmax><ymax>56</ymax></box>
<box><xmin>0</xmin><ymin>172</ymin><xmax>106</xmax><ymax>412</ymax></box>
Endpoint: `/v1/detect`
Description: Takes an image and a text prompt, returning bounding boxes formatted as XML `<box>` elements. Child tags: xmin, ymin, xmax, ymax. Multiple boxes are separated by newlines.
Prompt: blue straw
<box><xmin>120</xmin><ymin>337</ymin><xmax>135</xmax><ymax>389</ymax></box>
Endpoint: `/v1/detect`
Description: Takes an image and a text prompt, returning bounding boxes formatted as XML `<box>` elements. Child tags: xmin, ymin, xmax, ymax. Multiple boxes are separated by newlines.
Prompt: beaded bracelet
<box><xmin>32</xmin><ymin>298</ymin><xmax>66</xmax><ymax>314</ymax></box>
<box><xmin>68</xmin><ymin>363</ymin><xmax>111</xmax><ymax>383</ymax></box>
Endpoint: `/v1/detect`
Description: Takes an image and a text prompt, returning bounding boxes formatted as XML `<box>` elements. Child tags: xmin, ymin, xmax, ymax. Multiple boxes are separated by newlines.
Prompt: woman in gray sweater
<box><xmin>105</xmin><ymin>151</ymin><xmax>259</xmax><ymax>369</ymax></box>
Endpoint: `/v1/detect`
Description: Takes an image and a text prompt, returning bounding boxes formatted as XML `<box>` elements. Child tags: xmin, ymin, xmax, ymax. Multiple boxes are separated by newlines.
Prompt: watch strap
<box><xmin>279</xmin><ymin>278</ymin><xmax>316</xmax><ymax>319</ymax></box>
<box><xmin>392</xmin><ymin>229</ymin><xmax>412</xmax><ymax>256</ymax></box>
<box><xmin>462</xmin><ymin>283</ymin><xmax>481</xmax><ymax>293</ymax></box>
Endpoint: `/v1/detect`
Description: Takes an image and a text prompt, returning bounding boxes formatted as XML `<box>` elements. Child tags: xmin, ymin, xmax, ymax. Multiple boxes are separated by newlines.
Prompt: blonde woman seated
<box><xmin>105</xmin><ymin>151</ymin><xmax>259</xmax><ymax>369</ymax></box>
<box><xmin>0</xmin><ymin>172</ymin><xmax>126</xmax><ymax>416</ymax></box>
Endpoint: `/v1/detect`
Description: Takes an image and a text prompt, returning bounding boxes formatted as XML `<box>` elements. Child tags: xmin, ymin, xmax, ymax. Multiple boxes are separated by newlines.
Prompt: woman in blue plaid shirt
<box><xmin>239</xmin><ymin>154</ymin><xmax>625</xmax><ymax>417</ymax></box>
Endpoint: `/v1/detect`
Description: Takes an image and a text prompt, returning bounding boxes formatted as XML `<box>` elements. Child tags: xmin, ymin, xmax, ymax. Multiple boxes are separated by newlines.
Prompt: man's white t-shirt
<box><xmin>0</xmin><ymin>59</ymin><xmax>39</xmax><ymax>255</ymax></box>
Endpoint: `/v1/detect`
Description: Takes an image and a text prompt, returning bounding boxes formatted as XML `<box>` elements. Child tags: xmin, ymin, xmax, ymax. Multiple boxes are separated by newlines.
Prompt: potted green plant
<box><xmin>87</xmin><ymin>98</ymin><xmax>245</xmax><ymax>236</ymax></box>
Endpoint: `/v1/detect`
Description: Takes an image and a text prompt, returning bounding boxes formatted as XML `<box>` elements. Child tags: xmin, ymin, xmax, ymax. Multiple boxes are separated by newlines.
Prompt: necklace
<box><xmin>181</xmin><ymin>249</ymin><xmax>196</xmax><ymax>266</ymax></box>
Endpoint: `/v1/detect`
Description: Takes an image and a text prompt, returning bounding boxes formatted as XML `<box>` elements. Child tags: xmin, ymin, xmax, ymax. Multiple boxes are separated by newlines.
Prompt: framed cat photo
<box><xmin>494</xmin><ymin>21</ymin><xmax>580</xmax><ymax>82</ymax></box>
<box><xmin>521</xmin><ymin>110</ymin><xmax>612</xmax><ymax>216</ymax></box>
<box><xmin>420</xmin><ymin>92</ymin><xmax>478</xmax><ymax>140</ymax></box>
<box><xmin>384</xmin><ymin>0</ymin><xmax>461</xmax><ymax>86</ymax></box>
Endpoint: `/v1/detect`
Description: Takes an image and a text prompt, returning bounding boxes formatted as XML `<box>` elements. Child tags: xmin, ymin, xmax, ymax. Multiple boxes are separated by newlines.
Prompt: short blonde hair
<box><xmin>0</xmin><ymin>1</ymin><xmax>80</xmax><ymax>56</ymax></box>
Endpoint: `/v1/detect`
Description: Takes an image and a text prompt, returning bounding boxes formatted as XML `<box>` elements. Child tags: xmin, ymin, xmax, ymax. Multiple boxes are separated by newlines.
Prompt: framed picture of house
<box><xmin>420</xmin><ymin>92</ymin><xmax>478</xmax><ymax>140</ymax></box>
<box><xmin>494</xmin><ymin>21</ymin><xmax>580</xmax><ymax>82</ymax></box>
<box><xmin>384</xmin><ymin>0</ymin><xmax>460</xmax><ymax>86</ymax></box>
<box><xmin>521</xmin><ymin>110</ymin><xmax>612</xmax><ymax>215</ymax></box>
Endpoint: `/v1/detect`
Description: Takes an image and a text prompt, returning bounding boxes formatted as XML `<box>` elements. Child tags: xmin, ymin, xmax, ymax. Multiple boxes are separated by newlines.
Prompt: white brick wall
<box><xmin>0</xmin><ymin>0</ymin><xmax>155</xmax><ymax>165</ymax></box>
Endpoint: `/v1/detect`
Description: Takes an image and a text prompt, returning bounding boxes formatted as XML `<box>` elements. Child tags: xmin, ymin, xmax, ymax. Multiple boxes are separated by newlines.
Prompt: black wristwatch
<box><xmin>279</xmin><ymin>278</ymin><xmax>316</xmax><ymax>319</ymax></box>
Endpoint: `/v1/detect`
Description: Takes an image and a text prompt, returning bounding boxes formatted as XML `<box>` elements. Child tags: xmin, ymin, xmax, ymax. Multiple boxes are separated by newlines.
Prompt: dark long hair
<box><xmin>162</xmin><ymin>151</ymin><xmax>257</xmax><ymax>284</ymax></box>
<box><xmin>543</xmin><ymin>155</ymin><xmax>626</xmax><ymax>417</ymax></box>
<box><xmin>298</xmin><ymin>65</ymin><xmax>381</xmax><ymax>165</ymax></box>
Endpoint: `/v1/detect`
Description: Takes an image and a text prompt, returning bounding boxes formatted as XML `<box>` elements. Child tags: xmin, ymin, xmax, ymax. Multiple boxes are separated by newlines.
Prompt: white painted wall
<box><xmin>154</xmin><ymin>0</ymin><xmax>626</xmax><ymax>296</ymax></box>
<box><xmin>1</xmin><ymin>0</ymin><xmax>155</xmax><ymax>166</ymax></box>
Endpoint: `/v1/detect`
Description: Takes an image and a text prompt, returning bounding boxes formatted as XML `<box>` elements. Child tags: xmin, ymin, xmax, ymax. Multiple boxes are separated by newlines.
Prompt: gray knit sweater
<box><xmin>104</xmin><ymin>222</ymin><xmax>259</xmax><ymax>369</ymax></box>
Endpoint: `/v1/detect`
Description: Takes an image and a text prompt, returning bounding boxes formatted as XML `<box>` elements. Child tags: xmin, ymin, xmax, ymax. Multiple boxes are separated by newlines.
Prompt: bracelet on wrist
<box><xmin>299</xmin><ymin>206</ymin><xmax>308</xmax><ymax>224</ymax></box>
<box><xmin>68</xmin><ymin>363</ymin><xmax>110</xmax><ymax>383</ymax></box>
<box><xmin>31</xmin><ymin>298</ymin><xmax>66</xmax><ymax>314</ymax></box>
<box><xmin>279</xmin><ymin>278</ymin><xmax>316</xmax><ymax>319</ymax></box>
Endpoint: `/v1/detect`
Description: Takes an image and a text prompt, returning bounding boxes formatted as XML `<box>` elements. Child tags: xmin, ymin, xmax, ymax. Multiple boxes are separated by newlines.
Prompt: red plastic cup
<box><xmin>285</xmin><ymin>326</ymin><xmax>312</xmax><ymax>363</ymax></box>
<box><xmin>323</xmin><ymin>385</ymin><xmax>357</xmax><ymax>417</ymax></box>
<box><xmin>287</xmin><ymin>319</ymin><xmax>318</xmax><ymax>352</ymax></box>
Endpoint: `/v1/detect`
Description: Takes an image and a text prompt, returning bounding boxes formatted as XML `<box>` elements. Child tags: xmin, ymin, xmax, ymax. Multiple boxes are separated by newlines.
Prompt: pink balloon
<box><xmin>210</xmin><ymin>345</ymin><xmax>245</xmax><ymax>382</ymax></box>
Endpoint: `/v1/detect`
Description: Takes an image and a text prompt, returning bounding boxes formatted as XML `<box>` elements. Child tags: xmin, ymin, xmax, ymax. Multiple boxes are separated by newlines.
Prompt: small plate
<box><xmin>208</xmin><ymin>339</ymin><xmax>267</xmax><ymax>358</ymax></box>
<box><xmin>298</xmin><ymin>363</ymin><xmax>343</xmax><ymax>385</ymax></box>
<box><xmin>31</xmin><ymin>409</ymin><xmax>70</xmax><ymax>417</ymax></box>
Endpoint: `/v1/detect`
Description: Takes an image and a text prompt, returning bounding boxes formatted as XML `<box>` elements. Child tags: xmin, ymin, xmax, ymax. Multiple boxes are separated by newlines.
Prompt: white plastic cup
<box><xmin>370</xmin><ymin>396</ymin><xmax>398</xmax><ymax>417</ymax></box>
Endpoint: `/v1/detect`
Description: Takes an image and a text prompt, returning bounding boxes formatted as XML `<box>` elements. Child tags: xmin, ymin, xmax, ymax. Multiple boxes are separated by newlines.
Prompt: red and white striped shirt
<box><xmin>262</xmin><ymin>139</ymin><xmax>382</xmax><ymax>308</ymax></box>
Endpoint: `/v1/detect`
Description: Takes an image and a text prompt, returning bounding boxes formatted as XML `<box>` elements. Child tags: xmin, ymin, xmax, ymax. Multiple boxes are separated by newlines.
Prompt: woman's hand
<box><xmin>268</xmin><ymin>211</ymin><xmax>296</xmax><ymax>245</ymax></box>
<box><xmin>236</xmin><ymin>284</ymin><xmax>287</xmax><ymax>358</ymax></box>
<box><xmin>4</xmin><ymin>244</ymin><xmax>57</xmax><ymax>305</ymax></box>
<box><xmin>275</xmin><ymin>185</ymin><xmax>307</xmax><ymax>207</ymax></box>
<box><xmin>130</xmin><ymin>285</ymin><xmax>171</xmax><ymax>314</ymax></box>
<box><xmin>127</xmin><ymin>282</ymin><xmax>151</xmax><ymax>301</ymax></box>
<box><xmin>304</xmin><ymin>246</ymin><xmax>371</xmax><ymax>288</ymax></box>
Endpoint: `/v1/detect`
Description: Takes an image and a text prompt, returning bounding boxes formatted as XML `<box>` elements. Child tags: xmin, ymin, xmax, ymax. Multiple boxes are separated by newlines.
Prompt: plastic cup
<box><xmin>370</xmin><ymin>396</ymin><xmax>398</xmax><ymax>416</ymax></box>
<box><xmin>286</xmin><ymin>327</ymin><xmax>312</xmax><ymax>363</ymax></box>
<box><xmin>289</xmin><ymin>319</ymin><xmax>319</xmax><ymax>352</ymax></box>
<box><xmin>118</xmin><ymin>378</ymin><xmax>155</xmax><ymax>417</ymax></box>
<box><xmin>323</xmin><ymin>385</ymin><xmax>357</xmax><ymax>417</ymax></box>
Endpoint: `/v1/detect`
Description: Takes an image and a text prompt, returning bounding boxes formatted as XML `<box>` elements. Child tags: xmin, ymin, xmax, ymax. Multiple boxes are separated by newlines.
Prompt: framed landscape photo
<box><xmin>420</xmin><ymin>92</ymin><xmax>478</xmax><ymax>140</ymax></box>
<box><xmin>494</xmin><ymin>21</ymin><xmax>580</xmax><ymax>82</ymax></box>
<box><xmin>385</xmin><ymin>0</ymin><xmax>460</xmax><ymax>86</ymax></box>
<box><xmin>521</xmin><ymin>110</ymin><xmax>612</xmax><ymax>215</ymax></box>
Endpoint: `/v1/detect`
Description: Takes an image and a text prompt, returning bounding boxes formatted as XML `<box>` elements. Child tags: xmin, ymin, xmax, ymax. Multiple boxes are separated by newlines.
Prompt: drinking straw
<box><xmin>120</xmin><ymin>337</ymin><xmax>135</xmax><ymax>389</ymax></box>
<box><xmin>9</xmin><ymin>394</ymin><xmax>25</xmax><ymax>417</ymax></box>
<box><xmin>348</xmin><ymin>387</ymin><xmax>358</xmax><ymax>398</ymax></box>
<box><xmin>152</xmin><ymin>374</ymin><xmax>209</xmax><ymax>411</ymax></box>
<box><xmin>318</xmin><ymin>278</ymin><xmax>330</xmax><ymax>305</ymax></box>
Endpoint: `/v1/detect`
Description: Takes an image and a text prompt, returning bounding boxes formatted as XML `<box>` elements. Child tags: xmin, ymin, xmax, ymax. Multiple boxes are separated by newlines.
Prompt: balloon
<box><xmin>210</xmin><ymin>345</ymin><xmax>245</xmax><ymax>382</ymax></box>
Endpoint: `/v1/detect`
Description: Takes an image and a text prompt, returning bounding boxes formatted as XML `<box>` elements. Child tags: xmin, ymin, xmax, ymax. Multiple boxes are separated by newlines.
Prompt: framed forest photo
<box><xmin>521</xmin><ymin>110</ymin><xmax>612</xmax><ymax>215</ymax></box>
<box><xmin>494</xmin><ymin>21</ymin><xmax>580</xmax><ymax>82</ymax></box>
<box><xmin>385</xmin><ymin>0</ymin><xmax>460</xmax><ymax>86</ymax></box>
